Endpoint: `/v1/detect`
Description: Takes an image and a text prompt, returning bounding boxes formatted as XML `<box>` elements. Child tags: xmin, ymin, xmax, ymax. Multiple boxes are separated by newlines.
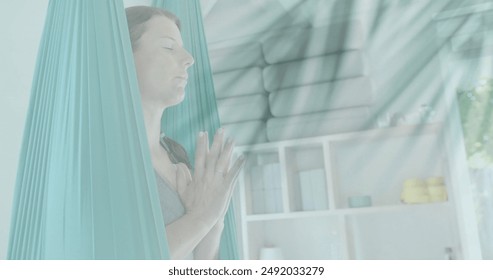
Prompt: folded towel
<box><xmin>209</xmin><ymin>43</ymin><xmax>265</xmax><ymax>73</ymax></box>
<box><xmin>217</xmin><ymin>94</ymin><xmax>269</xmax><ymax>124</ymax></box>
<box><xmin>263</xmin><ymin>20</ymin><xmax>364</xmax><ymax>64</ymax></box>
<box><xmin>223</xmin><ymin>120</ymin><xmax>268</xmax><ymax>145</ymax></box>
<box><xmin>269</xmin><ymin>77</ymin><xmax>373</xmax><ymax>117</ymax></box>
<box><xmin>435</xmin><ymin>13</ymin><xmax>482</xmax><ymax>38</ymax></box>
<box><xmin>263</xmin><ymin>50</ymin><xmax>367</xmax><ymax>92</ymax></box>
<box><xmin>266</xmin><ymin>107</ymin><xmax>370</xmax><ymax>141</ymax></box>
<box><xmin>214</xmin><ymin>67</ymin><xmax>265</xmax><ymax>99</ymax></box>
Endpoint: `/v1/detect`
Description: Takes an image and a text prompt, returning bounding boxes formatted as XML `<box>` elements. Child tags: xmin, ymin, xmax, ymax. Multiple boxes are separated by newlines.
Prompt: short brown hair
<box><xmin>125</xmin><ymin>6</ymin><xmax>181</xmax><ymax>51</ymax></box>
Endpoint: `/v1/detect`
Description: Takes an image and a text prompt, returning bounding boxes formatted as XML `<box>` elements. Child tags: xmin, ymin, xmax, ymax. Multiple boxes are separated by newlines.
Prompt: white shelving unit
<box><xmin>234</xmin><ymin>122</ymin><xmax>475</xmax><ymax>259</ymax></box>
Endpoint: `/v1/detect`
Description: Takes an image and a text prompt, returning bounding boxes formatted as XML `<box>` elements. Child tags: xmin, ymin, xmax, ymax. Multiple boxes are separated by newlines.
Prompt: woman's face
<box><xmin>133</xmin><ymin>15</ymin><xmax>194</xmax><ymax>108</ymax></box>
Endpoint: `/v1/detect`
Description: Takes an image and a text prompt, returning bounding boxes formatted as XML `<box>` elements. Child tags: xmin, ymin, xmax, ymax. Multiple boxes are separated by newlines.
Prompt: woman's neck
<box><xmin>141</xmin><ymin>101</ymin><xmax>166</xmax><ymax>155</ymax></box>
<box><xmin>141</xmin><ymin>101</ymin><xmax>178</xmax><ymax>186</ymax></box>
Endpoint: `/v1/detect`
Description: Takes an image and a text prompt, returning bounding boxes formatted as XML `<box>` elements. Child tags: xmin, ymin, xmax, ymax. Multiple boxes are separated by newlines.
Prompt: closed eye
<box><xmin>159</xmin><ymin>36</ymin><xmax>181</xmax><ymax>50</ymax></box>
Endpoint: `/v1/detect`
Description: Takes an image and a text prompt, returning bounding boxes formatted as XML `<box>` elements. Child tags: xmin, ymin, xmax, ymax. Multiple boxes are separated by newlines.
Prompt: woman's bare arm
<box><xmin>193</xmin><ymin>220</ymin><xmax>224</xmax><ymax>259</ymax></box>
<box><xmin>165</xmin><ymin>212</ymin><xmax>216</xmax><ymax>259</ymax></box>
<box><xmin>166</xmin><ymin>130</ymin><xmax>244</xmax><ymax>259</ymax></box>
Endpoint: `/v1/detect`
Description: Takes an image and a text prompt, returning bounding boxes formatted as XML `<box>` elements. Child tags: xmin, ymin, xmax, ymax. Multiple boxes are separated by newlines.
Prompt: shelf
<box><xmin>328</xmin><ymin>122</ymin><xmax>442</xmax><ymax>143</ymax></box>
<box><xmin>337</xmin><ymin>201</ymin><xmax>451</xmax><ymax>215</ymax></box>
<box><xmin>346</xmin><ymin>201</ymin><xmax>458</xmax><ymax>259</ymax></box>
<box><xmin>245</xmin><ymin>201</ymin><xmax>451</xmax><ymax>221</ymax></box>
<box><xmin>246</xmin><ymin>210</ymin><xmax>338</xmax><ymax>222</ymax></box>
<box><xmin>235</xmin><ymin>122</ymin><xmax>443</xmax><ymax>152</ymax></box>
<box><xmin>285</xmin><ymin>144</ymin><xmax>329</xmax><ymax>212</ymax></box>
<box><xmin>241</xmin><ymin>150</ymin><xmax>284</xmax><ymax>215</ymax></box>
<box><xmin>246</xmin><ymin>216</ymin><xmax>344</xmax><ymax>260</ymax></box>
<box><xmin>234</xmin><ymin>120</ymin><xmax>465</xmax><ymax>260</ymax></box>
<box><xmin>330</xmin><ymin>129</ymin><xmax>448</xmax><ymax>208</ymax></box>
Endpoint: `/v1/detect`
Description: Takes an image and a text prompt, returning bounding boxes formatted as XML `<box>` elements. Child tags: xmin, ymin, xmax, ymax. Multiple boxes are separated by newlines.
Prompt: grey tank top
<box><xmin>155</xmin><ymin>170</ymin><xmax>194</xmax><ymax>259</ymax></box>
<box><xmin>154</xmin><ymin>170</ymin><xmax>186</xmax><ymax>225</ymax></box>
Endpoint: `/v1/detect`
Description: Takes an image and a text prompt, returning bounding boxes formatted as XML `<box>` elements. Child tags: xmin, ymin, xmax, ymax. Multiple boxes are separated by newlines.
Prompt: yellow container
<box><xmin>426</xmin><ymin>177</ymin><xmax>448</xmax><ymax>202</ymax></box>
<box><xmin>403</xmin><ymin>178</ymin><xmax>426</xmax><ymax>188</ymax></box>
<box><xmin>401</xmin><ymin>178</ymin><xmax>429</xmax><ymax>204</ymax></box>
<box><xmin>426</xmin><ymin>177</ymin><xmax>445</xmax><ymax>186</ymax></box>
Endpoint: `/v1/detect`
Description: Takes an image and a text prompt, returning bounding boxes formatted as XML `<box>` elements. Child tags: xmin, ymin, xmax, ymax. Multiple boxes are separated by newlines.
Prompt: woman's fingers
<box><xmin>209</xmin><ymin>128</ymin><xmax>224</xmax><ymax>160</ymax></box>
<box><xmin>175</xmin><ymin>164</ymin><xmax>187</xmax><ymax>198</ymax></box>
<box><xmin>217</xmin><ymin>155</ymin><xmax>246</xmax><ymax>216</ymax></box>
<box><xmin>205</xmin><ymin>128</ymin><xmax>224</xmax><ymax>182</ymax></box>
<box><xmin>194</xmin><ymin>131</ymin><xmax>207</xmax><ymax>180</ymax></box>
<box><xmin>215</xmin><ymin>138</ymin><xmax>234</xmax><ymax>175</ymax></box>
<box><xmin>178</xmin><ymin>163</ymin><xmax>192</xmax><ymax>185</ymax></box>
<box><xmin>224</xmin><ymin>155</ymin><xmax>246</xmax><ymax>187</ymax></box>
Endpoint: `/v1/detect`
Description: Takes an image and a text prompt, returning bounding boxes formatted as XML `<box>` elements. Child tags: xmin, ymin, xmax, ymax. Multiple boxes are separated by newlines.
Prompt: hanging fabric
<box><xmin>152</xmin><ymin>0</ymin><xmax>240</xmax><ymax>259</ymax></box>
<box><xmin>8</xmin><ymin>0</ymin><xmax>169</xmax><ymax>259</ymax></box>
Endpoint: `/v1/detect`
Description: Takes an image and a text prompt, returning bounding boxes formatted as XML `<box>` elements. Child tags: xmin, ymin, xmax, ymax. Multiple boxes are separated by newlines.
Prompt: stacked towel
<box><xmin>436</xmin><ymin>13</ymin><xmax>493</xmax><ymax>59</ymax></box>
<box><xmin>213</xmin><ymin>67</ymin><xmax>265</xmax><ymax>99</ymax></box>
<box><xmin>262</xmin><ymin>21</ymin><xmax>364</xmax><ymax>64</ymax></box>
<box><xmin>435</xmin><ymin>14</ymin><xmax>483</xmax><ymax>39</ymax></box>
<box><xmin>266</xmin><ymin>107</ymin><xmax>370</xmax><ymax>142</ymax></box>
<box><xmin>217</xmin><ymin>94</ymin><xmax>269</xmax><ymax>124</ymax></box>
<box><xmin>263</xmin><ymin>50</ymin><xmax>367</xmax><ymax>92</ymax></box>
<box><xmin>223</xmin><ymin>120</ymin><xmax>268</xmax><ymax>146</ymax></box>
<box><xmin>208</xmin><ymin>43</ymin><xmax>265</xmax><ymax>73</ymax></box>
<box><xmin>269</xmin><ymin>77</ymin><xmax>373</xmax><ymax>117</ymax></box>
<box><xmin>210</xmin><ymin>20</ymin><xmax>371</xmax><ymax>144</ymax></box>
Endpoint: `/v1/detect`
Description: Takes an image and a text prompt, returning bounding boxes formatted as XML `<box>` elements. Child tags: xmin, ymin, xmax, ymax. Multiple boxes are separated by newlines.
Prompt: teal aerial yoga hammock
<box><xmin>8</xmin><ymin>0</ymin><xmax>169</xmax><ymax>259</ymax></box>
<box><xmin>152</xmin><ymin>0</ymin><xmax>240</xmax><ymax>260</ymax></box>
<box><xmin>8</xmin><ymin>0</ymin><xmax>238</xmax><ymax>259</ymax></box>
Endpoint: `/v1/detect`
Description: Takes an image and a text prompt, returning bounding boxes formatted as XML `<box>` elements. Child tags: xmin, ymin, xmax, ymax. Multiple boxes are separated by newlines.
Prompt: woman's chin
<box><xmin>166</xmin><ymin>91</ymin><xmax>186</xmax><ymax>107</ymax></box>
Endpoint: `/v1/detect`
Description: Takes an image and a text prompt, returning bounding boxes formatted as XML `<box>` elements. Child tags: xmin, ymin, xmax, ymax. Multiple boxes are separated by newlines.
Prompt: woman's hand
<box><xmin>175</xmin><ymin>128</ymin><xmax>245</xmax><ymax>227</ymax></box>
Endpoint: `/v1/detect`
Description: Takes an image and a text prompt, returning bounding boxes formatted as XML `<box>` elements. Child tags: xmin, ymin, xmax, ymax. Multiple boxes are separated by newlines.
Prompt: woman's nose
<box><xmin>183</xmin><ymin>50</ymin><xmax>194</xmax><ymax>68</ymax></box>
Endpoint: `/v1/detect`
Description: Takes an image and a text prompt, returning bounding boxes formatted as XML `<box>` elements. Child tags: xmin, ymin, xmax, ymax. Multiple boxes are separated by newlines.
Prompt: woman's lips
<box><xmin>175</xmin><ymin>76</ymin><xmax>188</xmax><ymax>87</ymax></box>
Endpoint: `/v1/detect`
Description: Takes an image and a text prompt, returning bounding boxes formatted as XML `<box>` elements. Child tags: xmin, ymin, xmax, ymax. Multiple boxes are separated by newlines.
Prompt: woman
<box><xmin>126</xmin><ymin>6</ymin><xmax>245</xmax><ymax>260</ymax></box>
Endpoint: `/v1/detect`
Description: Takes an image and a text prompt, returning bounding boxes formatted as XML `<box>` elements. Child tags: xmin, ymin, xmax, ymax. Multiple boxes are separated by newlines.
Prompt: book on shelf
<box><xmin>250</xmin><ymin>163</ymin><xmax>283</xmax><ymax>214</ymax></box>
<box><xmin>299</xmin><ymin>168</ymin><xmax>328</xmax><ymax>211</ymax></box>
